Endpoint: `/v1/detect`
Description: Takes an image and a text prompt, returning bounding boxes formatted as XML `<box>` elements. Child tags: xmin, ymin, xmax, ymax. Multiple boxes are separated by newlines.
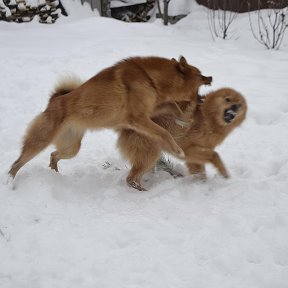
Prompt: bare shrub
<box><xmin>156</xmin><ymin>0</ymin><xmax>171</xmax><ymax>25</ymax></box>
<box><xmin>248</xmin><ymin>0</ymin><xmax>288</xmax><ymax>49</ymax></box>
<box><xmin>207</xmin><ymin>0</ymin><xmax>245</xmax><ymax>40</ymax></box>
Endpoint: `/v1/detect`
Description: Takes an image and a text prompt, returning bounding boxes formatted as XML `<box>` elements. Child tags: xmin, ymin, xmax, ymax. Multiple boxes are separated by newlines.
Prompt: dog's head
<box><xmin>172</xmin><ymin>56</ymin><xmax>213</xmax><ymax>93</ymax></box>
<box><xmin>203</xmin><ymin>88</ymin><xmax>247</xmax><ymax>127</ymax></box>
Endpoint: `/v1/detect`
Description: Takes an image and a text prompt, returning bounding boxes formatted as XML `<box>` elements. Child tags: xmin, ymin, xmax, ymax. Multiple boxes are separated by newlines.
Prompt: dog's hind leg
<box><xmin>118</xmin><ymin>129</ymin><xmax>161</xmax><ymax>191</ymax></box>
<box><xmin>49</xmin><ymin>125</ymin><xmax>84</xmax><ymax>172</ymax></box>
<box><xmin>126</xmin><ymin>153</ymin><xmax>160</xmax><ymax>191</ymax></box>
<box><xmin>127</xmin><ymin>166</ymin><xmax>150</xmax><ymax>191</ymax></box>
<box><xmin>9</xmin><ymin>113</ymin><xmax>58</xmax><ymax>178</ymax></box>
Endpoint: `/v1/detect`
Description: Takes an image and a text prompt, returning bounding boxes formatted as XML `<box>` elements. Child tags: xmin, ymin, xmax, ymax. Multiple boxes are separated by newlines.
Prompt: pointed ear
<box><xmin>171</xmin><ymin>58</ymin><xmax>177</xmax><ymax>63</ymax></box>
<box><xmin>178</xmin><ymin>56</ymin><xmax>188</xmax><ymax>73</ymax></box>
<box><xmin>179</xmin><ymin>56</ymin><xmax>187</xmax><ymax>64</ymax></box>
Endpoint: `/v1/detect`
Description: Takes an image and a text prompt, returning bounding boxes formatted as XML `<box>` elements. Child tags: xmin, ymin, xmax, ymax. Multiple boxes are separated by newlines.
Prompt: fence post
<box><xmin>102</xmin><ymin>0</ymin><xmax>111</xmax><ymax>17</ymax></box>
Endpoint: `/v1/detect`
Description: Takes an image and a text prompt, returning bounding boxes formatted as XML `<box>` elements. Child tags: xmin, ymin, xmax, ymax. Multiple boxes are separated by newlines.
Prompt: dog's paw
<box><xmin>127</xmin><ymin>178</ymin><xmax>147</xmax><ymax>191</ymax></box>
<box><xmin>175</xmin><ymin>148</ymin><xmax>185</xmax><ymax>159</ymax></box>
<box><xmin>1</xmin><ymin>174</ymin><xmax>15</xmax><ymax>190</ymax></box>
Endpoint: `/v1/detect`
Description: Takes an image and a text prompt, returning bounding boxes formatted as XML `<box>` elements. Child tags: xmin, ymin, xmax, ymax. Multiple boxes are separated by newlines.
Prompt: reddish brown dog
<box><xmin>9</xmin><ymin>56</ymin><xmax>212</xmax><ymax>178</ymax></box>
<box><xmin>118</xmin><ymin>88</ymin><xmax>247</xmax><ymax>190</ymax></box>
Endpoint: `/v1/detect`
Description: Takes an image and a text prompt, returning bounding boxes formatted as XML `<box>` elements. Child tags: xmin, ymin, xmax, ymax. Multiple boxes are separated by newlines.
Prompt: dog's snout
<box><xmin>202</xmin><ymin>75</ymin><xmax>213</xmax><ymax>84</ymax></box>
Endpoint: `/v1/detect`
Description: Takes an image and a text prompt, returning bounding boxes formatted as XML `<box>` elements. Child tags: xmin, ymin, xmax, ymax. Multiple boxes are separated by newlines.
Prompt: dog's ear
<box><xmin>171</xmin><ymin>58</ymin><xmax>177</xmax><ymax>63</ymax></box>
<box><xmin>178</xmin><ymin>56</ymin><xmax>188</xmax><ymax>73</ymax></box>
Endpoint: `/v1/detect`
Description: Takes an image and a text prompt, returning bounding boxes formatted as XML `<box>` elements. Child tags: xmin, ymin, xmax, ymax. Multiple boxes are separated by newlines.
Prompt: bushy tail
<box><xmin>9</xmin><ymin>75</ymin><xmax>83</xmax><ymax>178</ymax></box>
<box><xmin>155</xmin><ymin>155</ymin><xmax>184</xmax><ymax>178</ymax></box>
<box><xmin>49</xmin><ymin>75</ymin><xmax>83</xmax><ymax>101</ymax></box>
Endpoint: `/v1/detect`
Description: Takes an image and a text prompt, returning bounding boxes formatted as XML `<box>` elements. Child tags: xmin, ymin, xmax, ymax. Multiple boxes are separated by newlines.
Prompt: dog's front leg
<box><xmin>125</xmin><ymin>116</ymin><xmax>185</xmax><ymax>159</ymax></box>
<box><xmin>186</xmin><ymin>162</ymin><xmax>207</xmax><ymax>180</ymax></box>
<box><xmin>184</xmin><ymin>146</ymin><xmax>229</xmax><ymax>178</ymax></box>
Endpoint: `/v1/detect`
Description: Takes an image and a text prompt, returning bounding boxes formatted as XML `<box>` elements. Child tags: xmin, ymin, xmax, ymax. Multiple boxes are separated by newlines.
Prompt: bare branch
<box><xmin>248</xmin><ymin>0</ymin><xmax>288</xmax><ymax>49</ymax></box>
<box><xmin>156</xmin><ymin>0</ymin><xmax>163</xmax><ymax>19</ymax></box>
<box><xmin>207</xmin><ymin>0</ymin><xmax>243</xmax><ymax>40</ymax></box>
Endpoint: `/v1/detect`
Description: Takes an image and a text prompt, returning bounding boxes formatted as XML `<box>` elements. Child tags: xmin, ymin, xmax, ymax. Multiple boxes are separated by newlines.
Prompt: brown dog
<box><xmin>118</xmin><ymin>88</ymin><xmax>247</xmax><ymax>190</ymax></box>
<box><xmin>9</xmin><ymin>56</ymin><xmax>212</xmax><ymax>178</ymax></box>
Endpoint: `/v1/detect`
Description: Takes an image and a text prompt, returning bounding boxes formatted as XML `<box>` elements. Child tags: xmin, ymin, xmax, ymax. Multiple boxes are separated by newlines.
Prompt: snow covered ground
<box><xmin>1</xmin><ymin>1</ymin><xmax>288</xmax><ymax>287</ymax></box>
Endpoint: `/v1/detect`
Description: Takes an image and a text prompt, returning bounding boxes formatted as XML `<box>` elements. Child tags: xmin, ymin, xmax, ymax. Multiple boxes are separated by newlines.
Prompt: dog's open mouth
<box><xmin>224</xmin><ymin>104</ymin><xmax>241</xmax><ymax>123</ymax></box>
<box><xmin>197</xmin><ymin>94</ymin><xmax>205</xmax><ymax>104</ymax></box>
<box><xmin>202</xmin><ymin>75</ymin><xmax>213</xmax><ymax>86</ymax></box>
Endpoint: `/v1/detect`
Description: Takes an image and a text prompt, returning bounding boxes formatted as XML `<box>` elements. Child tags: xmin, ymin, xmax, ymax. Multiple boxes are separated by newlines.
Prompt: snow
<box><xmin>165</xmin><ymin>0</ymin><xmax>196</xmax><ymax>15</ymax></box>
<box><xmin>111</xmin><ymin>0</ymin><xmax>147</xmax><ymax>8</ymax></box>
<box><xmin>0</xmin><ymin>0</ymin><xmax>11</xmax><ymax>17</ymax></box>
<box><xmin>26</xmin><ymin>0</ymin><xmax>40</xmax><ymax>8</ymax></box>
<box><xmin>60</xmin><ymin>0</ymin><xmax>99</xmax><ymax>20</ymax></box>
<box><xmin>0</xmin><ymin>1</ymin><xmax>288</xmax><ymax>288</ymax></box>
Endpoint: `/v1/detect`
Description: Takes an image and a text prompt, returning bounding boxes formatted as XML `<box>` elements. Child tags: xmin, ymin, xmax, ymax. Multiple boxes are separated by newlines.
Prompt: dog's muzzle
<box><xmin>202</xmin><ymin>76</ymin><xmax>213</xmax><ymax>85</ymax></box>
<box><xmin>224</xmin><ymin>104</ymin><xmax>241</xmax><ymax>123</ymax></box>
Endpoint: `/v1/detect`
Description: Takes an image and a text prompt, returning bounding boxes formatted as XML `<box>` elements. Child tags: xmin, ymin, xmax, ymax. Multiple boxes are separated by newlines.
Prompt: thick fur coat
<box><xmin>118</xmin><ymin>88</ymin><xmax>247</xmax><ymax>190</ymax></box>
<box><xmin>9</xmin><ymin>56</ymin><xmax>212</xmax><ymax>179</ymax></box>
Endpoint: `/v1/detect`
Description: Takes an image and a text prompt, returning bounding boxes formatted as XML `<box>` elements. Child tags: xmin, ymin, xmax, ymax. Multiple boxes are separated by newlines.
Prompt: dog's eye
<box><xmin>225</xmin><ymin>97</ymin><xmax>231</xmax><ymax>103</ymax></box>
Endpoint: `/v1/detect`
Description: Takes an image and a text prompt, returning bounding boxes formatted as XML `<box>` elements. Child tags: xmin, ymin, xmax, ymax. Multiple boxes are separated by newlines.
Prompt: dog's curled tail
<box><xmin>50</xmin><ymin>75</ymin><xmax>83</xmax><ymax>101</ymax></box>
<box><xmin>9</xmin><ymin>75</ymin><xmax>84</xmax><ymax>178</ymax></box>
<box><xmin>9</xmin><ymin>75</ymin><xmax>83</xmax><ymax>178</ymax></box>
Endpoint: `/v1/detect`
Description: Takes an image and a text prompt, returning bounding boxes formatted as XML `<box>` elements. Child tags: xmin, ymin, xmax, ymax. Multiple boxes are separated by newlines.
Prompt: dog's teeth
<box><xmin>229</xmin><ymin>110</ymin><xmax>237</xmax><ymax>116</ymax></box>
<box><xmin>224</xmin><ymin>109</ymin><xmax>237</xmax><ymax>123</ymax></box>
